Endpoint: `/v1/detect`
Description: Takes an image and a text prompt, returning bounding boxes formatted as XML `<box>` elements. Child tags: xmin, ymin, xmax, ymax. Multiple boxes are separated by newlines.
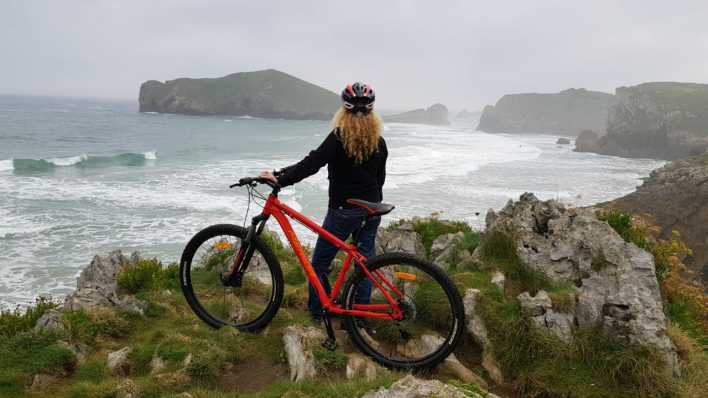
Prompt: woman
<box><xmin>259</xmin><ymin>82</ymin><xmax>387</xmax><ymax>321</ymax></box>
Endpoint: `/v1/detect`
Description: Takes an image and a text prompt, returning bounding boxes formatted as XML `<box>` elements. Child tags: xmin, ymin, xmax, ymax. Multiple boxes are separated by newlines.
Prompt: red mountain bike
<box><xmin>179</xmin><ymin>176</ymin><xmax>465</xmax><ymax>370</ymax></box>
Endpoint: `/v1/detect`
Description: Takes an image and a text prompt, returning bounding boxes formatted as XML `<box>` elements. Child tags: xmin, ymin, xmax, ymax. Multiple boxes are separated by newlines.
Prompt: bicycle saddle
<box><xmin>346</xmin><ymin>199</ymin><xmax>395</xmax><ymax>217</ymax></box>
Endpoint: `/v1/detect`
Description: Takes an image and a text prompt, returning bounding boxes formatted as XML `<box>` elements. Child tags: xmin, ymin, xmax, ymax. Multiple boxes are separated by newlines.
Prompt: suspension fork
<box><xmin>224</xmin><ymin>213</ymin><xmax>269</xmax><ymax>286</ymax></box>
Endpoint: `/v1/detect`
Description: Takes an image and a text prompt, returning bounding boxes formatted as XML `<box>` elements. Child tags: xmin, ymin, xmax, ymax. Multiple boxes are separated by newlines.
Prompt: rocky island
<box><xmin>138</xmin><ymin>69</ymin><xmax>340</xmax><ymax>120</ymax></box>
<box><xmin>574</xmin><ymin>82</ymin><xmax>708</xmax><ymax>160</ymax></box>
<box><xmin>383</xmin><ymin>103</ymin><xmax>450</xmax><ymax>125</ymax></box>
<box><xmin>477</xmin><ymin>88</ymin><xmax>616</xmax><ymax>136</ymax></box>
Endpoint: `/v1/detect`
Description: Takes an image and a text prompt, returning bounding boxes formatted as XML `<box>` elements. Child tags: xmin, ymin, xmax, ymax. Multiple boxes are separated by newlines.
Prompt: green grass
<box><xmin>478</xmin><ymin>230</ymin><xmax>552</xmax><ymax>294</ymax></box>
<box><xmin>62</xmin><ymin>308</ymin><xmax>130</xmax><ymax>345</ymax></box>
<box><xmin>667</xmin><ymin>299</ymin><xmax>708</xmax><ymax>349</ymax></box>
<box><xmin>388</xmin><ymin>218</ymin><xmax>479</xmax><ymax>256</ymax></box>
<box><xmin>313</xmin><ymin>346</ymin><xmax>348</xmax><ymax>373</ymax></box>
<box><xmin>0</xmin><ymin>332</ymin><xmax>76</xmax><ymax>396</ymax></box>
<box><xmin>74</xmin><ymin>359</ymin><xmax>110</xmax><ymax>382</ymax></box>
<box><xmin>117</xmin><ymin>259</ymin><xmax>179</xmax><ymax>294</ymax></box>
<box><xmin>0</xmin><ymin>296</ymin><xmax>58</xmax><ymax>339</ymax></box>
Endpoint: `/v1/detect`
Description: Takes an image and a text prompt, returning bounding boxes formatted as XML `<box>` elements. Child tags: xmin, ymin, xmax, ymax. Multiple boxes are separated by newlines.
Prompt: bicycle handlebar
<box><xmin>229</xmin><ymin>171</ymin><xmax>282</xmax><ymax>190</ymax></box>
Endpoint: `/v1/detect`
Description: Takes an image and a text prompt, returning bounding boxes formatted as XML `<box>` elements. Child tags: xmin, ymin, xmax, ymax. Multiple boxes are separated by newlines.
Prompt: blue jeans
<box><xmin>308</xmin><ymin>207</ymin><xmax>381</xmax><ymax>316</ymax></box>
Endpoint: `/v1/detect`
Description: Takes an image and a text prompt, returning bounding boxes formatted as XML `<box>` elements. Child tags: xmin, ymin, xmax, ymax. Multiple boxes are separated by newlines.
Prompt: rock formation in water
<box><xmin>477</xmin><ymin>88</ymin><xmax>616</xmax><ymax>136</ymax></box>
<box><xmin>139</xmin><ymin>69</ymin><xmax>340</xmax><ymax>120</ymax></box>
<box><xmin>574</xmin><ymin>129</ymin><xmax>601</xmax><ymax>152</ymax></box>
<box><xmin>609</xmin><ymin>153</ymin><xmax>708</xmax><ymax>285</ymax></box>
<box><xmin>575</xmin><ymin>82</ymin><xmax>708</xmax><ymax>160</ymax></box>
<box><xmin>383</xmin><ymin>103</ymin><xmax>450</xmax><ymax>125</ymax></box>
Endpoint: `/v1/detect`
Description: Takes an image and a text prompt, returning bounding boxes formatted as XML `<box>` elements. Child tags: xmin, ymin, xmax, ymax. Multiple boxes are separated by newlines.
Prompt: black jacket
<box><xmin>277</xmin><ymin>129</ymin><xmax>387</xmax><ymax>209</ymax></box>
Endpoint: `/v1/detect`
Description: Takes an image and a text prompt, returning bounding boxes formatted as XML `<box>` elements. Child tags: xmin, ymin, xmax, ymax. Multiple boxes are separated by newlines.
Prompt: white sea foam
<box><xmin>46</xmin><ymin>153</ymin><xmax>88</xmax><ymax>166</ymax></box>
<box><xmin>0</xmin><ymin>158</ymin><xmax>13</xmax><ymax>171</ymax></box>
<box><xmin>143</xmin><ymin>150</ymin><xmax>157</xmax><ymax>160</ymax></box>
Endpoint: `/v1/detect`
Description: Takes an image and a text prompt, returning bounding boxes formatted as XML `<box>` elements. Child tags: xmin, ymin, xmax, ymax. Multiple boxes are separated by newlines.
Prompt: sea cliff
<box><xmin>477</xmin><ymin>88</ymin><xmax>616</xmax><ymax>136</ymax></box>
<box><xmin>575</xmin><ymin>82</ymin><xmax>708</xmax><ymax>159</ymax></box>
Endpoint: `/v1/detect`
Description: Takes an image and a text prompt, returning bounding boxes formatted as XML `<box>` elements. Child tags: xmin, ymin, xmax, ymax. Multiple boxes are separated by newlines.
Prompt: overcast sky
<box><xmin>2</xmin><ymin>0</ymin><xmax>708</xmax><ymax>110</ymax></box>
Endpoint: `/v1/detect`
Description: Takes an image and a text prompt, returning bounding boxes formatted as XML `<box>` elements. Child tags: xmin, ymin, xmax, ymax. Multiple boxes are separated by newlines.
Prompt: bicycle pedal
<box><xmin>321</xmin><ymin>338</ymin><xmax>337</xmax><ymax>351</ymax></box>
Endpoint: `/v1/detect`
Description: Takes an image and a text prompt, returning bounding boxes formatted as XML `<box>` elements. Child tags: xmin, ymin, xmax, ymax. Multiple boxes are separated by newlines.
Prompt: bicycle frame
<box><xmin>259</xmin><ymin>193</ymin><xmax>404</xmax><ymax>320</ymax></box>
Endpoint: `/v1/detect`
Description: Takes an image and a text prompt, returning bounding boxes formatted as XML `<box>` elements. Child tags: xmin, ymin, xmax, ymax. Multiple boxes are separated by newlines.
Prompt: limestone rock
<box><xmin>282</xmin><ymin>325</ymin><xmax>326</xmax><ymax>381</ymax></box>
<box><xmin>361</xmin><ymin>375</ymin><xmax>490</xmax><ymax>398</ymax></box>
<box><xmin>376</xmin><ymin>223</ymin><xmax>426</xmax><ymax>257</ymax></box>
<box><xmin>517</xmin><ymin>291</ymin><xmax>552</xmax><ymax>317</ymax></box>
<box><xmin>345</xmin><ymin>353</ymin><xmax>380</xmax><ymax>382</ymax></box>
<box><xmin>518</xmin><ymin>290</ymin><xmax>574</xmax><ymax>343</ymax></box>
<box><xmin>490</xmin><ymin>271</ymin><xmax>506</xmax><ymax>289</ymax></box>
<box><xmin>31</xmin><ymin>373</ymin><xmax>58</xmax><ymax>392</ymax></box>
<box><xmin>57</xmin><ymin>340</ymin><xmax>90</xmax><ymax>363</ymax></box>
<box><xmin>412</xmin><ymin>334</ymin><xmax>488</xmax><ymax>389</ymax></box>
<box><xmin>150</xmin><ymin>355</ymin><xmax>167</xmax><ymax>374</ymax></box>
<box><xmin>463</xmin><ymin>289</ymin><xmax>503</xmax><ymax>384</ymax></box>
<box><xmin>33</xmin><ymin>309</ymin><xmax>64</xmax><ymax>333</ymax></box>
<box><xmin>107</xmin><ymin>346</ymin><xmax>132</xmax><ymax>376</ymax></box>
<box><xmin>115</xmin><ymin>378</ymin><xmax>139</xmax><ymax>398</ymax></box>
<box><xmin>431</xmin><ymin>232</ymin><xmax>465</xmax><ymax>268</ymax></box>
<box><xmin>63</xmin><ymin>250</ymin><xmax>147</xmax><ymax>315</ymax></box>
<box><xmin>479</xmin><ymin>193</ymin><xmax>678</xmax><ymax>372</ymax></box>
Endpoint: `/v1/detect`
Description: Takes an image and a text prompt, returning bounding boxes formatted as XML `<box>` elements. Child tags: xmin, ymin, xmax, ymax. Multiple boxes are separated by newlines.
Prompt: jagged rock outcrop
<box><xmin>477</xmin><ymin>88</ymin><xmax>616</xmax><ymax>136</ymax></box>
<box><xmin>609</xmin><ymin>153</ymin><xmax>708</xmax><ymax>285</ymax></box>
<box><xmin>107</xmin><ymin>346</ymin><xmax>132</xmax><ymax>376</ymax></box>
<box><xmin>480</xmin><ymin>193</ymin><xmax>678</xmax><ymax>372</ymax></box>
<box><xmin>430</xmin><ymin>232</ymin><xmax>465</xmax><ymax>269</ymax></box>
<box><xmin>361</xmin><ymin>374</ymin><xmax>497</xmax><ymax>398</ymax></box>
<box><xmin>463</xmin><ymin>289</ymin><xmax>504</xmax><ymax>385</ymax></box>
<box><xmin>139</xmin><ymin>69</ymin><xmax>340</xmax><ymax>120</ymax></box>
<box><xmin>345</xmin><ymin>353</ymin><xmax>381</xmax><ymax>382</ymax></box>
<box><xmin>384</xmin><ymin>104</ymin><xmax>450</xmax><ymax>125</ymax></box>
<box><xmin>375</xmin><ymin>223</ymin><xmax>426</xmax><ymax>258</ymax></box>
<box><xmin>582</xmin><ymin>82</ymin><xmax>708</xmax><ymax>159</ymax></box>
<box><xmin>63</xmin><ymin>250</ymin><xmax>147</xmax><ymax>315</ymax></box>
<box><xmin>33</xmin><ymin>309</ymin><xmax>64</xmax><ymax>333</ymax></box>
<box><xmin>282</xmin><ymin>325</ymin><xmax>325</xmax><ymax>382</ymax></box>
<box><xmin>517</xmin><ymin>290</ymin><xmax>574</xmax><ymax>343</ymax></box>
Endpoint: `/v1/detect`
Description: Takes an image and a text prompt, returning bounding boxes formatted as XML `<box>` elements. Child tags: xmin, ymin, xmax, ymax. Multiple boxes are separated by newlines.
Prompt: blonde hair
<box><xmin>332</xmin><ymin>107</ymin><xmax>383</xmax><ymax>163</ymax></box>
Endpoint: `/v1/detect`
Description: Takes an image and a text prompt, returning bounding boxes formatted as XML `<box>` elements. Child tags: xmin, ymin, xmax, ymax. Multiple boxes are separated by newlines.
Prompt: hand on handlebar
<box><xmin>258</xmin><ymin>170</ymin><xmax>278</xmax><ymax>185</ymax></box>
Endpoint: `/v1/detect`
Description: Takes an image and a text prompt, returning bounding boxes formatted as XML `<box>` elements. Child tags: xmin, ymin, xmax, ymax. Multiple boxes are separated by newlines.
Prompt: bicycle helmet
<box><xmin>341</xmin><ymin>82</ymin><xmax>375</xmax><ymax>114</ymax></box>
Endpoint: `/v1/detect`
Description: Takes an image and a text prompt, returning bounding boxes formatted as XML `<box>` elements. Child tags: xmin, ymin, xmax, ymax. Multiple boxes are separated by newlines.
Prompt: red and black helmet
<box><xmin>341</xmin><ymin>82</ymin><xmax>375</xmax><ymax>114</ymax></box>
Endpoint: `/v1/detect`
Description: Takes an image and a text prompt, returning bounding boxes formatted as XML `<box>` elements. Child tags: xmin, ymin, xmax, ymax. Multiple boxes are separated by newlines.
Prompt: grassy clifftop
<box><xmin>1</xmin><ymin>214</ymin><xmax>706</xmax><ymax>398</ymax></box>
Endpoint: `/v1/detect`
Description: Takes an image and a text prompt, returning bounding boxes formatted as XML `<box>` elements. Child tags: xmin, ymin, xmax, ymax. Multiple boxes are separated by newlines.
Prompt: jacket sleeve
<box><xmin>276</xmin><ymin>132</ymin><xmax>338</xmax><ymax>187</ymax></box>
<box><xmin>377</xmin><ymin>138</ymin><xmax>387</xmax><ymax>197</ymax></box>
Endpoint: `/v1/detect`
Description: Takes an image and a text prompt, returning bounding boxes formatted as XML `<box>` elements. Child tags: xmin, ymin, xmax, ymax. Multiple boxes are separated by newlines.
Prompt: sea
<box><xmin>0</xmin><ymin>95</ymin><xmax>665</xmax><ymax>309</ymax></box>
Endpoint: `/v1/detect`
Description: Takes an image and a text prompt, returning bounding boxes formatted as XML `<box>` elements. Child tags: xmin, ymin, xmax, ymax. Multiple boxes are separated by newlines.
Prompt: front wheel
<box><xmin>342</xmin><ymin>252</ymin><xmax>465</xmax><ymax>370</ymax></box>
<box><xmin>180</xmin><ymin>224</ymin><xmax>284</xmax><ymax>332</ymax></box>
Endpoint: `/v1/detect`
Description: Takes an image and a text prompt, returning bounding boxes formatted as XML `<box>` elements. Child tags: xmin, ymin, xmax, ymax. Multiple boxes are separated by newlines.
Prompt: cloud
<box><xmin>1</xmin><ymin>0</ymin><xmax>707</xmax><ymax>110</ymax></box>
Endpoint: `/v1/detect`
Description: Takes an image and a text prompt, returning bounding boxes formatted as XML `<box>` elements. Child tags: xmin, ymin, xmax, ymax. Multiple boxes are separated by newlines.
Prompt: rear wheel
<box><xmin>180</xmin><ymin>224</ymin><xmax>283</xmax><ymax>332</ymax></box>
<box><xmin>342</xmin><ymin>253</ymin><xmax>465</xmax><ymax>370</ymax></box>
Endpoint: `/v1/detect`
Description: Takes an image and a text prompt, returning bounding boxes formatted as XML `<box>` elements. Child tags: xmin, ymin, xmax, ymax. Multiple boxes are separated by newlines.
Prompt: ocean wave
<box><xmin>7</xmin><ymin>151</ymin><xmax>158</xmax><ymax>172</ymax></box>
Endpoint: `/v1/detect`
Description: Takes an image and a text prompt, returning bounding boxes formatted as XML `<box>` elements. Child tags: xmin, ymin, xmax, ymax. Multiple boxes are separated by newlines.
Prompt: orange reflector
<box><xmin>214</xmin><ymin>242</ymin><xmax>233</xmax><ymax>250</ymax></box>
<box><xmin>394</xmin><ymin>272</ymin><xmax>417</xmax><ymax>281</ymax></box>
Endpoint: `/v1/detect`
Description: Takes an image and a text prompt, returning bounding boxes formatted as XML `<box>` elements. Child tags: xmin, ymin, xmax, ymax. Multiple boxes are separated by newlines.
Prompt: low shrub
<box><xmin>313</xmin><ymin>346</ymin><xmax>348</xmax><ymax>373</ymax></box>
<box><xmin>0</xmin><ymin>332</ymin><xmax>75</xmax><ymax>384</ymax></box>
<box><xmin>117</xmin><ymin>259</ymin><xmax>168</xmax><ymax>294</ymax></box>
<box><xmin>0</xmin><ymin>296</ymin><xmax>58</xmax><ymax>339</ymax></box>
<box><xmin>62</xmin><ymin>308</ymin><xmax>130</xmax><ymax>345</ymax></box>
<box><xmin>74</xmin><ymin>359</ymin><xmax>110</xmax><ymax>382</ymax></box>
